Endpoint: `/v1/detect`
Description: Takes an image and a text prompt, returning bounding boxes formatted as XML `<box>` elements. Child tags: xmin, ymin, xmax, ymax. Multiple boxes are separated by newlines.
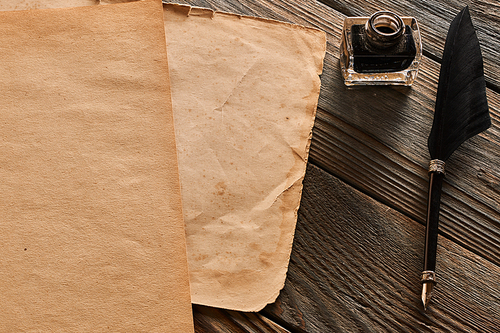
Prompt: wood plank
<box><xmin>318</xmin><ymin>0</ymin><xmax>500</xmax><ymax>91</ymax></box>
<box><xmin>193</xmin><ymin>305</ymin><xmax>290</xmax><ymax>333</ymax></box>
<box><xmin>163</xmin><ymin>0</ymin><xmax>500</xmax><ymax>267</ymax></box>
<box><xmin>262</xmin><ymin>164</ymin><xmax>500</xmax><ymax>332</ymax></box>
<box><xmin>314</xmin><ymin>50</ymin><xmax>500</xmax><ymax>266</ymax></box>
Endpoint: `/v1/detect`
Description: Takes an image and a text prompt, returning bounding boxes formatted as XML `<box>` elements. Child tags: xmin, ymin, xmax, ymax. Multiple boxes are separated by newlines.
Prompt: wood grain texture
<box><xmin>164</xmin><ymin>0</ymin><xmax>500</xmax><ymax>269</ymax></box>
<box><xmin>159</xmin><ymin>1</ymin><xmax>500</xmax><ymax>331</ymax></box>
<box><xmin>319</xmin><ymin>0</ymin><xmax>500</xmax><ymax>91</ymax></box>
<box><xmin>193</xmin><ymin>305</ymin><xmax>290</xmax><ymax>333</ymax></box>
<box><xmin>262</xmin><ymin>164</ymin><xmax>500</xmax><ymax>332</ymax></box>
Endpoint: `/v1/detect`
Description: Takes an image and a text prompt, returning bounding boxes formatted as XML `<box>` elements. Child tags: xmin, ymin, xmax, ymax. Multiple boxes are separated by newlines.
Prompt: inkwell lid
<box><xmin>365</xmin><ymin>11</ymin><xmax>405</xmax><ymax>49</ymax></box>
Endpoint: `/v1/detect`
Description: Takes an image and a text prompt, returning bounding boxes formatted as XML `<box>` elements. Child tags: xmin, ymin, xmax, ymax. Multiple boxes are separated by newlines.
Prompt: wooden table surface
<box><xmin>164</xmin><ymin>1</ymin><xmax>500</xmax><ymax>332</ymax></box>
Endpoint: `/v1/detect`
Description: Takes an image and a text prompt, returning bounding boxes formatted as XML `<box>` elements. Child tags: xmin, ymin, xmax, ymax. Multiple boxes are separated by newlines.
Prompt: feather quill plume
<box><xmin>421</xmin><ymin>6</ymin><xmax>490</xmax><ymax>310</ymax></box>
<box><xmin>428</xmin><ymin>6</ymin><xmax>490</xmax><ymax>161</ymax></box>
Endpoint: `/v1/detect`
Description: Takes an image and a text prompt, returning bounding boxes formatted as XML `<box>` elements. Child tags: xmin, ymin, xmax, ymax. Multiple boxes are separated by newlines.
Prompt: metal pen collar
<box><xmin>428</xmin><ymin>159</ymin><xmax>446</xmax><ymax>175</ymax></box>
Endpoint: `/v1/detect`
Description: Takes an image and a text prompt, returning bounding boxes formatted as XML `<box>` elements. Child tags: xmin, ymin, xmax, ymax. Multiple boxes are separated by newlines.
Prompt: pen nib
<box><xmin>421</xmin><ymin>282</ymin><xmax>434</xmax><ymax>311</ymax></box>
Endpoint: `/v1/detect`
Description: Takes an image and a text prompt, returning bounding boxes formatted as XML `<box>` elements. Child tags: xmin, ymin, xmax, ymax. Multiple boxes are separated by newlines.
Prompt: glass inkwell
<box><xmin>340</xmin><ymin>11</ymin><xmax>422</xmax><ymax>86</ymax></box>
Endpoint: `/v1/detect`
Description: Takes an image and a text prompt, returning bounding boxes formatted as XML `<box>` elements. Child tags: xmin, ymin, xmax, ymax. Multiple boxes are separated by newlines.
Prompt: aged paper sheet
<box><xmin>0</xmin><ymin>0</ymin><xmax>326</xmax><ymax>312</ymax></box>
<box><xmin>0</xmin><ymin>1</ymin><xmax>194</xmax><ymax>331</ymax></box>
<box><xmin>164</xmin><ymin>4</ymin><xmax>326</xmax><ymax>311</ymax></box>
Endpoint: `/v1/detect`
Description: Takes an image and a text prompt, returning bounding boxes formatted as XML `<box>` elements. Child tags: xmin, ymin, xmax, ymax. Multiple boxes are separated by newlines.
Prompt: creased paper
<box><xmin>0</xmin><ymin>1</ymin><xmax>194</xmax><ymax>331</ymax></box>
<box><xmin>164</xmin><ymin>4</ymin><xmax>326</xmax><ymax>311</ymax></box>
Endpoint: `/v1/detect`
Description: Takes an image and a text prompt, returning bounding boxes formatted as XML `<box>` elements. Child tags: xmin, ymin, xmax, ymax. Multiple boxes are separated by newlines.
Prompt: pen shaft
<box><xmin>423</xmin><ymin>171</ymin><xmax>444</xmax><ymax>271</ymax></box>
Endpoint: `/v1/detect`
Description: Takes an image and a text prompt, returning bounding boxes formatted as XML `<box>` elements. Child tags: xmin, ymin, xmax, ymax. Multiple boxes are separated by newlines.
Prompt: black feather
<box><xmin>428</xmin><ymin>6</ymin><xmax>490</xmax><ymax>161</ymax></box>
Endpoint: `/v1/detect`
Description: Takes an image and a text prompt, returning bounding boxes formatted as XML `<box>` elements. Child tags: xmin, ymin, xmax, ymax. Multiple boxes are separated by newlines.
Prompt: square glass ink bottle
<box><xmin>340</xmin><ymin>11</ymin><xmax>422</xmax><ymax>86</ymax></box>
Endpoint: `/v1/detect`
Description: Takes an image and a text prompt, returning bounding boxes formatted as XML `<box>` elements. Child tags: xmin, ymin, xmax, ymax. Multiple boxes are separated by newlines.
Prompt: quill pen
<box><xmin>421</xmin><ymin>6</ymin><xmax>490</xmax><ymax>310</ymax></box>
